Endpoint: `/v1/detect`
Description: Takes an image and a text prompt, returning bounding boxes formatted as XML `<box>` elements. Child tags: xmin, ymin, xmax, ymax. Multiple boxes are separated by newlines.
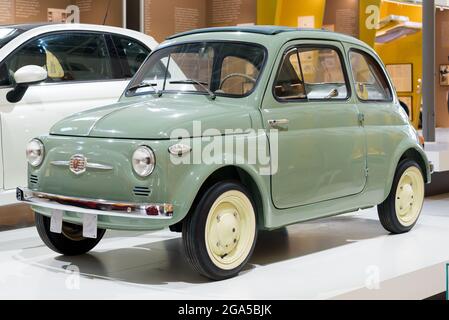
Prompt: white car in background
<box><xmin>0</xmin><ymin>23</ymin><xmax>158</xmax><ymax>205</ymax></box>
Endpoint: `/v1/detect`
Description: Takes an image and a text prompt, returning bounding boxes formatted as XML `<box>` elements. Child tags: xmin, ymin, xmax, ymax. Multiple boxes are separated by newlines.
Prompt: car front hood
<box><xmin>50</xmin><ymin>95</ymin><xmax>253</xmax><ymax>139</ymax></box>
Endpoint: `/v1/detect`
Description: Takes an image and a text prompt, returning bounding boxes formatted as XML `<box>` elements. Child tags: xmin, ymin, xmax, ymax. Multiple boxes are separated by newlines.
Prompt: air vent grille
<box><xmin>133</xmin><ymin>186</ymin><xmax>151</xmax><ymax>197</ymax></box>
<box><xmin>29</xmin><ymin>175</ymin><xmax>39</xmax><ymax>185</ymax></box>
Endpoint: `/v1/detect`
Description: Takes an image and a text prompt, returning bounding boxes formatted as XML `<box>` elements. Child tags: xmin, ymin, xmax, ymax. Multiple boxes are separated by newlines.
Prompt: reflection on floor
<box><xmin>0</xmin><ymin>194</ymin><xmax>448</xmax><ymax>299</ymax></box>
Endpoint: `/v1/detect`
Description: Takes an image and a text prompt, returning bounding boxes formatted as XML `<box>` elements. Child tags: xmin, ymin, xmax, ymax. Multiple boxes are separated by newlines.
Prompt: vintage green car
<box><xmin>17</xmin><ymin>26</ymin><xmax>431</xmax><ymax>280</ymax></box>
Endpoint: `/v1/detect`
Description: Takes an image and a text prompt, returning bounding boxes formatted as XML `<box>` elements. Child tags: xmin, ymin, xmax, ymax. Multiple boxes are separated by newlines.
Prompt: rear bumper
<box><xmin>16</xmin><ymin>187</ymin><xmax>173</xmax><ymax>220</ymax></box>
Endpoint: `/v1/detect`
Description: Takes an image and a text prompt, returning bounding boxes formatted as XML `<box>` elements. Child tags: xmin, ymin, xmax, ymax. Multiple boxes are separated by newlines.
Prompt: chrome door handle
<box><xmin>268</xmin><ymin>119</ymin><xmax>289</xmax><ymax>127</ymax></box>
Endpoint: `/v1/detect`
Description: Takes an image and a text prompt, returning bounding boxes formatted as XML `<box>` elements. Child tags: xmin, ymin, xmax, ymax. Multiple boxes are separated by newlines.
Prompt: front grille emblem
<box><xmin>69</xmin><ymin>154</ymin><xmax>87</xmax><ymax>175</ymax></box>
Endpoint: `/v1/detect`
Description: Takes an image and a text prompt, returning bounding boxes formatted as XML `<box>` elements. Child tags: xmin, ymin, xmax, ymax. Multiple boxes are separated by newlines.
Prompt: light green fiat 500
<box><xmin>18</xmin><ymin>26</ymin><xmax>431</xmax><ymax>280</ymax></box>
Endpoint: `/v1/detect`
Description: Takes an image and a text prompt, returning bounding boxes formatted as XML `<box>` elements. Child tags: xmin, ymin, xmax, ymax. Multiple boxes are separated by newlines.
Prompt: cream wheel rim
<box><xmin>395</xmin><ymin>166</ymin><xmax>424</xmax><ymax>227</ymax></box>
<box><xmin>205</xmin><ymin>190</ymin><xmax>256</xmax><ymax>270</ymax></box>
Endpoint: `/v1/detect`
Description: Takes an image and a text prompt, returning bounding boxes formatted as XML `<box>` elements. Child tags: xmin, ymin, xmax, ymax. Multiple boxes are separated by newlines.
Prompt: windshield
<box><xmin>126</xmin><ymin>41</ymin><xmax>266</xmax><ymax>98</ymax></box>
<box><xmin>0</xmin><ymin>28</ymin><xmax>23</xmax><ymax>49</ymax></box>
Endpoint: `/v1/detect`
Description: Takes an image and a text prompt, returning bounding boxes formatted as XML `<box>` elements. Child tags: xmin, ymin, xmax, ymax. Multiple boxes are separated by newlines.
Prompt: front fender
<box><xmin>164</xmin><ymin>133</ymin><xmax>271</xmax><ymax>224</ymax></box>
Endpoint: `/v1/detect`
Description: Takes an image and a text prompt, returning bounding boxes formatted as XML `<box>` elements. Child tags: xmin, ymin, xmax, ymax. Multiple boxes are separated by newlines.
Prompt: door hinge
<box><xmin>358</xmin><ymin>113</ymin><xmax>365</xmax><ymax>127</ymax></box>
<box><xmin>365</xmin><ymin>168</ymin><xmax>369</xmax><ymax>177</ymax></box>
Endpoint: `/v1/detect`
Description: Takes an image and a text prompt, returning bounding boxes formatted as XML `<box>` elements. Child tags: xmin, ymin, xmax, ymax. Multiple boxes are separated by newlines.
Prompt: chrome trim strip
<box><xmin>51</xmin><ymin>160</ymin><xmax>113</xmax><ymax>170</ymax></box>
<box><xmin>16</xmin><ymin>187</ymin><xmax>172</xmax><ymax>220</ymax></box>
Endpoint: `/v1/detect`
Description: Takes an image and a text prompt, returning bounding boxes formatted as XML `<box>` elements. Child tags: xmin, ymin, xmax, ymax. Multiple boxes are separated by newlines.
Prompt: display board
<box><xmin>386</xmin><ymin>63</ymin><xmax>413</xmax><ymax>93</ymax></box>
<box><xmin>323</xmin><ymin>0</ymin><xmax>359</xmax><ymax>38</ymax></box>
<box><xmin>0</xmin><ymin>0</ymin><xmax>123</xmax><ymax>26</ymax></box>
<box><xmin>206</xmin><ymin>0</ymin><xmax>256</xmax><ymax>27</ymax></box>
<box><xmin>143</xmin><ymin>0</ymin><xmax>256</xmax><ymax>42</ymax></box>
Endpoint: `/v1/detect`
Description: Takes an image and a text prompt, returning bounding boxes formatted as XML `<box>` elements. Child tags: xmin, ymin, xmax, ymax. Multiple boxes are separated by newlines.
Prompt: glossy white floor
<box><xmin>1</xmin><ymin>194</ymin><xmax>448</xmax><ymax>300</ymax></box>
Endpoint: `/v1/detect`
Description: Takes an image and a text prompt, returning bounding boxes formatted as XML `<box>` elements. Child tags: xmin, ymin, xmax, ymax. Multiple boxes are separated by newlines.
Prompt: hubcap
<box><xmin>205</xmin><ymin>190</ymin><xmax>256</xmax><ymax>270</ymax></box>
<box><xmin>395</xmin><ymin>166</ymin><xmax>424</xmax><ymax>227</ymax></box>
<box><xmin>61</xmin><ymin>223</ymin><xmax>85</xmax><ymax>241</ymax></box>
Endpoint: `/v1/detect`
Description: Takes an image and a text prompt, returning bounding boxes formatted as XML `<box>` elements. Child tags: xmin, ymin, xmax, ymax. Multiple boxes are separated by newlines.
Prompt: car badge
<box><xmin>69</xmin><ymin>154</ymin><xmax>87</xmax><ymax>175</ymax></box>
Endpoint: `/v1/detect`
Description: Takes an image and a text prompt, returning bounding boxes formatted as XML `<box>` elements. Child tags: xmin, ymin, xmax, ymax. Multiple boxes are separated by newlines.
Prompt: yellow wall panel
<box><xmin>257</xmin><ymin>0</ymin><xmax>278</xmax><ymax>25</ymax></box>
<box><xmin>359</xmin><ymin>0</ymin><xmax>381</xmax><ymax>47</ymax></box>
<box><xmin>274</xmin><ymin>0</ymin><xmax>326</xmax><ymax>28</ymax></box>
<box><xmin>375</xmin><ymin>1</ymin><xmax>422</xmax><ymax>128</ymax></box>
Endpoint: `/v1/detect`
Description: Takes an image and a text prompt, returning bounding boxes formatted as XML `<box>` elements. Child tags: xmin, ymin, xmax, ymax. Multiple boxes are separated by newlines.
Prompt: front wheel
<box><xmin>35</xmin><ymin>212</ymin><xmax>106</xmax><ymax>256</ymax></box>
<box><xmin>182</xmin><ymin>181</ymin><xmax>257</xmax><ymax>280</ymax></box>
<box><xmin>378</xmin><ymin>159</ymin><xmax>425</xmax><ymax>234</ymax></box>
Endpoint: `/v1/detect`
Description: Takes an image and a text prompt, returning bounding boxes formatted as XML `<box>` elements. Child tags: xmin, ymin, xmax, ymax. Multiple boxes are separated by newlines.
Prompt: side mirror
<box><xmin>6</xmin><ymin>65</ymin><xmax>47</xmax><ymax>103</ymax></box>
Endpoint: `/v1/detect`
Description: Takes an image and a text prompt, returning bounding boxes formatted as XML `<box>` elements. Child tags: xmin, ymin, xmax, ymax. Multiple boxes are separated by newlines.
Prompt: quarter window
<box><xmin>1</xmin><ymin>32</ymin><xmax>113</xmax><ymax>85</ymax></box>
<box><xmin>274</xmin><ymin>50</ymin><xmax>306</xmax><ymax>100</ymax></box>
<box><xmin>274</xmin><ymin>46</ymin><xmax>349</xmax><ymax>101</ymax></box>
<box><xmin>349</xmin><ymin>50</ymin><xmax>392</xmax><ymax>101</ymax></box>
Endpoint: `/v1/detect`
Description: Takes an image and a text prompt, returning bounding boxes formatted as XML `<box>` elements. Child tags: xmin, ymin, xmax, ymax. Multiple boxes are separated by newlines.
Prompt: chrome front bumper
<box><xmin>16</xmin><ymin>187</ymin><xmax>173</xmax><ymax>220</ymax></box>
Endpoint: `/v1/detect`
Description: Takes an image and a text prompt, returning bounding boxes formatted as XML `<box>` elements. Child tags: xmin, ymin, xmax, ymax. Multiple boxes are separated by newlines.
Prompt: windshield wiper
<box><xmin>169</xmin><ymin>79</ymin><xmax>216</xmax><ymax>100</ymax></box>
<box><xmin>127</xmin><ymin>82</ymin><xmax>161</xmax><ymax>97</ymax></box>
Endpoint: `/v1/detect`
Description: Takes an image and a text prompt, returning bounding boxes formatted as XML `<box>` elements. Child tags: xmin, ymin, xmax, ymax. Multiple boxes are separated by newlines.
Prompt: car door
<box><xmin>262</xmin><ymin>40</ymin><xmax>367</xmax><ymax>209</ymax></box>
<box><xmin>0</xmin><ymin>31</ymin><xmax>130</xmax><ymax>191</ymax></box>
<box><xmin>345</xmin><ymin>45</ymin><xmax>398</xmax><ymax>188</ymax></box>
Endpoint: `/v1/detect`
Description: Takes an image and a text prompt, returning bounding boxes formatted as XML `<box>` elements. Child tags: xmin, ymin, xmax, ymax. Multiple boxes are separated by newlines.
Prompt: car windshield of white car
<box><xmin>126</xmin><ymin>41</ymin><xmax>266</xmax><ymax>98</ymax></box>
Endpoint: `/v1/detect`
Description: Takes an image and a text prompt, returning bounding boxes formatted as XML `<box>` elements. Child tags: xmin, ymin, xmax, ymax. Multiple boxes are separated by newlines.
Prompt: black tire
<box><xmin>378</xmin><ymin>159</ymin><xmax>425</xmax><ymax>234</ymax></box>
<box><xmin>35</xmin><ymin>212</ymin><xmax>106</xmax><ymax>256</ymax></box>
<box><xmin>182</xmin><ymin>181</ymin><xmax>258</xmax><ymax>280</ymax></box>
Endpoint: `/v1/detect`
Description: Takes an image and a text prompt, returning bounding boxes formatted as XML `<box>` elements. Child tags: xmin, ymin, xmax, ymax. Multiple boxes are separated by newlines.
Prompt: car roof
<box><xmin>0</xmin><ymin>23</ymin><xmax>153</xmax><ymax>39</ymax></box>
<box><xmin>0</xmin><ymin>23</ymin><xmax>158</xmax><ymax>53</ymax></box>
<box><xmin>165</xmin><ymin>25</ymin><xmax>369</xmax><ymax>49</ymax></box>
<box><xmin>0</xmin><ymin>23</ymin><xmax>51</xmax><ymax>31</ymax></box>
<box><xmin>166</xmin><ymin>26</ymin><xmax>302</xmax><ymax>39</ymax></box>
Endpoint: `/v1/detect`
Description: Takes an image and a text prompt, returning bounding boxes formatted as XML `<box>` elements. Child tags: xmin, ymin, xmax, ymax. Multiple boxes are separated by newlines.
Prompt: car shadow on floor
<box><xmin>39</xmin><ymin>215</ymin><xmax>386</xmax><ymax>285</ymax></box>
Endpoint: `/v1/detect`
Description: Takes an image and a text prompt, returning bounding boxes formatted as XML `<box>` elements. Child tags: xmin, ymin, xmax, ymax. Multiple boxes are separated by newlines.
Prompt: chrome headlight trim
<box><xmin>132</xmin><ymin>145</ymin><xmax>155</xmax><ymax>177</ymax></box>
<box><xmin>26</xmin><ymin>139</ymin><xmax>44</xmax><ymax>167</ymax></box>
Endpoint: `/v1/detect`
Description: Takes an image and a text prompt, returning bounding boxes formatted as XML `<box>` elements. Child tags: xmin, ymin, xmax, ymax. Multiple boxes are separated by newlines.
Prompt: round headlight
<box><xmin>26</xmin><ymin>139</ymin><xmax>44</xmax><ymax>167</ymax></box>
<box><xmin>132</xmin><ymin>146</ymin><xmax>155</xmax><ymax>177</ymax></box>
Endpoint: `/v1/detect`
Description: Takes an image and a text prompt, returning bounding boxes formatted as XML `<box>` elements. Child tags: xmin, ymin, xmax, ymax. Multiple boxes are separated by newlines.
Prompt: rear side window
<box><xmin>349</xmin><ymin>50</ymin><xmax>392</xmax><ymax>101</ymax></box>
<box><xmin>274</xmin><ymin>46</ymin><xmax>349</xmax><ymax>101</ymax></box>
<box><xmin>2</xmin><ymin>32</ymin><xmax>114</xmax><ymax>85</ymax></box>
<box><xmin>112</xmin><ymin>35</ymin><xmax>150</xmax><ymax>78</ymax></box>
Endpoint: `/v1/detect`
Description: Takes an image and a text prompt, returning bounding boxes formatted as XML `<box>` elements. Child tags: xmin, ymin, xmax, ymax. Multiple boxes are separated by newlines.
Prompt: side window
<box><xmin>349</xmin><ymin>50</ymin><xmax>392</xmax><ymax>101</ymax></box>
<box><xmin>274</xmin><ymin>49</ymin><xmax>306</xmax><ymax>100</ymax></box>
<box><xmin>3</xmin><ymin>32</ymin><xmax>113</xmax><ymax>84</ymax></box>
<box><xmin>0</xmin><ymin>61</ymin><xmax>10</xmax><ymax>86</ymax></box>
<box><xmin>298</xmin><ymin>47</ymin><xmax>348</xmax><ymax>100</ymax></box>
<box><xmin>112</xmin><ymin>35</ymin><xmax>151</xmax><ymax>78</ymax></box>
<box><xmin>274</xmin><ymin>46</ymin><xmax>348</xmax><ymax>101</ymax></box>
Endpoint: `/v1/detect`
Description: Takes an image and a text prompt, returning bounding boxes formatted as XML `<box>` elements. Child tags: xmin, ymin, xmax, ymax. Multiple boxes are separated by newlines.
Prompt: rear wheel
<box><xmin>378</xmin><ymin>159</ymin><xmax>425</xmax><ymax>234</ymax></box>
<box><xmin>183</xmin><ymin>181</ymin><xmax>257</xmax><ymax>280</ymax></box>
<box><xmin>35</xmin><ymin>212</ymin><xmax>106</xmax><ymax>256</ymax></box>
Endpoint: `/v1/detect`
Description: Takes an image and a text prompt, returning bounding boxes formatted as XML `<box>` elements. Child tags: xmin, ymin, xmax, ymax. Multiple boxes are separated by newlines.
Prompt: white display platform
<box><xmin>424</xmin><ymin>128</ymin><xmax>449</xmax><ymax>172</ymax></box>
<box><xmin>0</xmin><ymin>195</ymin><xmax>448</xmax><ymax>300</ymax></box>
